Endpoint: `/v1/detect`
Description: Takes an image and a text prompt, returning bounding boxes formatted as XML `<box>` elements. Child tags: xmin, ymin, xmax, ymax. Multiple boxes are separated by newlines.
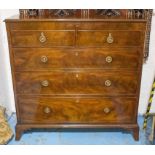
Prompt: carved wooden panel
<box><xmin>19</xmin><ymin>9</ymin><xmax>152</xmax><ymax>20</ymax></box>
<box><xmin>48</xmin><ymin>9</ymin><xmax>77</xmax><ymax>17</ymax></box>
<box><xmin>95</xmin><ymin>9</ymin><xmax>121</xmax><ymax>17</ymax></box>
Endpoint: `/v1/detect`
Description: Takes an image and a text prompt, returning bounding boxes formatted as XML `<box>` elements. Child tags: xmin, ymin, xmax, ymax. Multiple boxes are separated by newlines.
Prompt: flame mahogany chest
<box><xmin>5</xmin><ymin>9</ymin><xmax>152</xmax><ymax>140</ymax></box>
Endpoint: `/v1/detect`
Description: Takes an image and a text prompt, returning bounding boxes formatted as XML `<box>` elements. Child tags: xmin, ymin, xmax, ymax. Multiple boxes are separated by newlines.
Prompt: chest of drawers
<box><xmin>5</xmin><ymin>10</ymin><xmax>151</xmax><ymax>141</ymax></box>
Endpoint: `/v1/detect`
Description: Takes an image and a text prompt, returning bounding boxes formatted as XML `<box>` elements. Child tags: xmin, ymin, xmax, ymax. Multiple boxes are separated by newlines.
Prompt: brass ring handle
<box><xmin>41</xmin><ymin>55</ymin><xmax>48</xmax><ymax>63</ymax></box>
<box><xmin>43</xmin><ymin>107</ymin><xmax>51</xmax><ymax>114</ymax></box>
<box><xmin>106</xmin><ymin>56</ymin><xmax>113</xmax><ymax>63</ymax></box>
<box><xmin>41</xmin><ymin>80</ymin><xmax>49</xmax><ymax>87</ymax></box>
<box><xmin>107</xmin><ymin>33</ymin><xmax>114</xmax><ymax>44</ymax></box>
<box><xmin>105</xmin><ymin>80</ymin><xmax>111</xmax><ymax>87</ymax></box>
<box><xmin>103</xmin><ymin>107</ymin><xmax>111</xmax><ymax>114</ymax></box>
<box><xmin>39</xmin><ymin>32</ymin><xmax>46</xmax><ymax>43</ymax></box>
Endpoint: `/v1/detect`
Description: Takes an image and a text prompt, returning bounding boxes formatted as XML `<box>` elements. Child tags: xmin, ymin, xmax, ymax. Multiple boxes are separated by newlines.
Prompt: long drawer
<box><xmin>77</xmin><ymin>31</ymin><xmax>144</xmax><ymax>47</ymax></box>
<box><xmin>10</xmin><ymin>21</ymin><xmax>146</xmax><ymax>31</ymax></box>
<box><xmin>17</xmin><ymin>96</ymin><xmax>137</xmax><ymax>124</ymax></box>
<box><xmin>13</xmin><ymin>48</ymin><xmax>141</xmax><ymax>71</ymax></box>
<box><xmin>15</xmin><ymin>71</ymin><xmax>138</xmax><ymax>95</ymax></box>
<box><xmin>11</xmin><ymin>30</ymin><xmax>75</xmax><ymax>47</ymax></box>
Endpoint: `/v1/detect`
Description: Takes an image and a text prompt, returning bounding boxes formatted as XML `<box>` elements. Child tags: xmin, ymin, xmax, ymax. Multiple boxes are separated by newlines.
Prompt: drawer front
<box><xmin>10</xmin><ymin>21</ymin><xmax>146</xmax><ymax>31</ymax></box>
<box><xmin>13</xmin><ymin>48</ymin><xmax>141</xmax><ymax>71</ymax></box>
<box><xmin>78</xmin><ymin>22</ymin><xmax>146</xmax><ymax>31</ymax></box>
<box><xmin>18</xmin><ymin>96</ymin><xmax>136</xmax><ymax>124</ymax></box>
<box><xmin>10</xmin><ymin>22</ymin><xmax>76</xmax><ymax>30</ymax></box>
<box><xmin>15</xmin><ymin>71</ymin><xmax>138</xmax><ymax>95</ymax></box>
<box><xmin>77</xmin><ymin>31</ymin><xmax>143</xmax><ymax>47</ymax></box>
<box><xmin>11</xmin><ymin>31</ymin><xmax>75</xmax><ymax>47</ymax></box>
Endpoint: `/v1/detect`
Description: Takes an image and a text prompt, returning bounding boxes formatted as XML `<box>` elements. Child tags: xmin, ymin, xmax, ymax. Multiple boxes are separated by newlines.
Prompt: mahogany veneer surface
<box><xmin>5</xmin><ymin>14</ymin><xmax>147</xmax><ymax>141</ymax></box>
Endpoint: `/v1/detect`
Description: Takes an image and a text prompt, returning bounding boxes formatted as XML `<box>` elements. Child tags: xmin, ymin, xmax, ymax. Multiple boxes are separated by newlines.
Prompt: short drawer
<box><xmin>77</xmin><ymin>30</ymin><xmax>144</xmax><ymax>47</ymax></box>
<box><xmin>15</xmin><ymin>71</ymin><xmax>138</xmax><ymax>95</ymax></box>
<box><xmin>78</xmin><ymin>21</ymin><xmax>146</xmax><ymax>31</ymax></box>
<box><xmin>18</xmin><ymin>96</ymin><xmax>137</xmax><ymax>124</ymax></box>
<box><xmin>11</xmin><ymin>30</ymin><xmax>75</xmax><ymax>47</ymax></box>
<box><xmin>13</xmin><ymin>48</ymin><xmax>141</xmax><ymax>71</ymax></box>
<box><xmin>10</xmin><ymin>22</ymin><xmax>76</xmax><ymax>30</ymax></box>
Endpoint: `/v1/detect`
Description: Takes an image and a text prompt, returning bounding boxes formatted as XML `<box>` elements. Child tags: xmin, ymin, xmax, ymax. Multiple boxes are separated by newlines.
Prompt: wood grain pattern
<box><xmin>13</xmin><ymin>48</ymin><xmax>141</xmax><ymax>71</ymax></box>
<box><xmin>77</xmin><ymin>31</ymin><xmax>143</xmax><ymax>47</ymax></box>
<box><xmin>11</xmin><ymin>30</ymin><xmax>144</xmax><ymax>47</ymax></box>
<box><xmin>5</xmin><ymin>16</ymin><xmax>147</xmax><ymax>141</ymax></box>
<box><xmin>78</xmin><ymin>22</ymin><xmax>146</xmax><ymax>30</ymax></box>
<box><xmin>11</xmin><ymin>30</ymin><xmax>75</xmax><ymax>47</ymax></box>
<box><xmin>15</xmin><ymin>71</ymin><xmax>138</xmax><ymax>95</ymax></box>
<box><xmin>9</xmin><ymin>21</ymin><xmax>146</xmax><ymax>31</ymax></box>
<box><xmin>17</xmin><ymin>96</ymin><xmax>137</xmax><ymax>124</ymax></box>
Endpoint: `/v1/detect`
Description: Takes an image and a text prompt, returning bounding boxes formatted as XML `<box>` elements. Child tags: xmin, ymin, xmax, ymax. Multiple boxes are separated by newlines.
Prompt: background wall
<box><xmin>0</xmin><ymin>9</ymin><xmax>155</xmax><ymax>115</ymax></box>
<box><xmin>138</xmin><ymin>11</ymin><xmax>155</xmax><ymax>114</ymax></box>
<box><xmin>0</xmin><ymin>10</ymin><xmax>18</xmax><ymax>114</ymax></box>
